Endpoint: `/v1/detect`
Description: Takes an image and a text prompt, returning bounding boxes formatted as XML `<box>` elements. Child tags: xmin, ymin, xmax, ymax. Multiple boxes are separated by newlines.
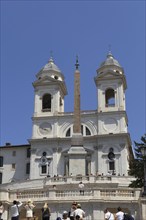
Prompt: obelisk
<box><xmin>73</xmin><ymin>56</ymin><xmax>81</xmax><ymax>134</ymax></box>
<box><xmin>68</xmin><ymin>56</ymin><xmax>87</xmax><ymax>176</ymax></box>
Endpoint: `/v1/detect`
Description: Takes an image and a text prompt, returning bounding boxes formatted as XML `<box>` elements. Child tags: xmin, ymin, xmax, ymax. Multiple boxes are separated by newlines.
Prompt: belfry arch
<box><xmin>105</xmin><ymin>88</ymin><xmax>115</xmax><ymax>107</ymax></box>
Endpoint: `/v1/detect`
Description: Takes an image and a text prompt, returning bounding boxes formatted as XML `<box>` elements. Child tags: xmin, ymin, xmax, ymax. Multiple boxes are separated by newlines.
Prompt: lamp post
<box><xmin>141</xmin><ymin>144</ymin><xmax>146</xmax><ymax>196</ymax></box>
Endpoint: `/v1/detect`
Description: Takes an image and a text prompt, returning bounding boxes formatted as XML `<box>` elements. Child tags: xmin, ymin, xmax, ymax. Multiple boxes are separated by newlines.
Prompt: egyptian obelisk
<box><xmin>68</xmin><ymin>56</ymin><xmax>87</xmax><ymax>176</ymax></box>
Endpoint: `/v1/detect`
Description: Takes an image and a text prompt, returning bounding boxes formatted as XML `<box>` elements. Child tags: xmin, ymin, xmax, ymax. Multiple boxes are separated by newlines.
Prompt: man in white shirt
<box><xmin>11</xmin><ymin>200</ymin><xmax>23</xmax><ymax>220</ymax></box>
<box><xmin>115</xmin><ymin>207</ymin><xmax>124</xmax><ymax>220</ymax></box>
<box><xmin>78</xmin><ymin>182</ymin><xmax>85</xmax><ymax>195</ymax></box>
<box><xmin>73</xmin><ymin>204</ymin><xmax>85</xmax><ymax>220</ymax></box>
<box><xmin>104</xmin><ymin>208</ymin><xmax>114</xmax><ymax>220</ymax></box>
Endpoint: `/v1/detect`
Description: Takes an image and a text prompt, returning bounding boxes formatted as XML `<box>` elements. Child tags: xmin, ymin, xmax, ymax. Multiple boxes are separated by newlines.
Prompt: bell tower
<box><xmin>94</xmin><ymin>52</ymin><xmax>131</xmax><ymax>176</ymax></box>
<box><xmin>29</xmin><ymin>57</ymin><xmax>67</xmax><ymax>179</ymax></box>
<box><xmin>94</xmin><ymin>52</ymin><xmax>128</xmax><ymax>135</ymax></box>
<box><xmin>31</xmin><ymin>57</ymin><xmax>67</xmax><ymax>139</ymax></box>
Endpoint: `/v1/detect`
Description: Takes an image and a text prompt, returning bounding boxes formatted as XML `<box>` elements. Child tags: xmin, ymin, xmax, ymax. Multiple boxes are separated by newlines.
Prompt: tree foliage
<box><xmin>128</xmin><ymin>135</ymin><xmax>146</xmax><ymax>188</ymax></box>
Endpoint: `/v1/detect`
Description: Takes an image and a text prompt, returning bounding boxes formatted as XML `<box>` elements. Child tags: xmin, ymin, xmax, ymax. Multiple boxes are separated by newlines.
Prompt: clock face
<box><xmin>39</xmin><ymin>122</ymin><xmax>52</xmax><ymax>135</ymax></box>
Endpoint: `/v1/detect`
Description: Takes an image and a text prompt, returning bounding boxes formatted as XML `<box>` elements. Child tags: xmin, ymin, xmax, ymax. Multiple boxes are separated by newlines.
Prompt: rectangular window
<box><xmin>41</xmin><ymin>165</ymin><xmax>47</xmax><ymax>174</ymax></box>
<box><xmin>0</xmin><ymin>157</ymin><xmax>3</xmax><ymax>167</ymax></box>
<box><xmin>27</xmin><ymin>148</ymin><xmax>31</xmax><ymax>158</ymax></box>
<box><xmin>26</xmin><ymin>163</ymin><xmax>30</xmax><ymax>174</ymax></box>
<box><xmin>0</xmin><ymin>173</ymin><xmax>2</xmax><ymax>184</ymax></box>
<box><xmin>12</xmin><ymin>163</ymin><xmax>16</xmax><ymax>169</ymax></box>
<box><xmin>109</xmin><ymin>161</ymin><xmax>115</xmax><ymax>171</ymax></box>
<box><xmin>12</xmin><ymin>151</ymin><xmax>16</xmax><ymax>156</ymax></box>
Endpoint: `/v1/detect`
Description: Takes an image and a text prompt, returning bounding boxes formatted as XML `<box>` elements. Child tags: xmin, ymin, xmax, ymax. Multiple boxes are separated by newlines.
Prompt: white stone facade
<box><xmin>0</xmin><ymin>53</ymin><xmax>146</xmax><ymax>220</ymax></box>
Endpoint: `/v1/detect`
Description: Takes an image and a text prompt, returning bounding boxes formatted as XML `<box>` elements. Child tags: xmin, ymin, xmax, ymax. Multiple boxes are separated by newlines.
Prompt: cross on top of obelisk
<box><xmin>75</xmin><ymin>55</ymin><xmax>80</xmax><ymax>70</ymax></box>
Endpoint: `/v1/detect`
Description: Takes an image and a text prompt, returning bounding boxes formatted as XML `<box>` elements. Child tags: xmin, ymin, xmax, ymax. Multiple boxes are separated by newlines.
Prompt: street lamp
<box><xmin>141</xmin><ymin>144</ymin><xmax>146</xmax><ymax>196</ymax></box>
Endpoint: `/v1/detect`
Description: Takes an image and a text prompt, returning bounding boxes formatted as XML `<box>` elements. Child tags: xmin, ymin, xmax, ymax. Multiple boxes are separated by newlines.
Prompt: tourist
<box><xmin>78</xmin><ymin>182</ymin><xmax>84</xmax><ymax>195</ymax></box>
<box><xmin>24</xmin><ymin>199</ymin><xmax>35</xmax><ymax>220</ymax></box>
<box><xmin>73</xmin><ymin>204</ymin><xmax>85</xmax><ymax>220</ymax></box>
<box><xmin>0</xmin><ymin>202</ymin><xmax>4</xmax><ymax>220</ymax></box>
<box><xmin>68</xmin><ymin>201</ymin><xmax>77</xmax><ymax>220</ymax></box>
<box><xmin>104</xmin><ymin>208</ymin><xmax>114</xmax><ymax>220</ymax></box>
<box><xmin>115</xmin><ymin>207</ymin><xmax>124</xmax><ymax>220</ymax></box>
<box><xmin>11</xmin><ymin>200</ymin><xmax>23</xmax><ymax>220</ymax></box>
<box><xmin>42</xmin><ymin>203</ymin><xmax>51</xmax><ymax>220</ymax></box>
<box><xmin>62</xmin><ymin>211</ymin><xmax>70</xmax><ymax>220</ymax></box>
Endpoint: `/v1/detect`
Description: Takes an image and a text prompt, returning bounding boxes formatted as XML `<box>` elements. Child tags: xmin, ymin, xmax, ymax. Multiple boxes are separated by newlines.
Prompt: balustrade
<box><xmin>9</xmin><ymin>188</ymin><xmax>137</xmax><ymax>202</ymax></box>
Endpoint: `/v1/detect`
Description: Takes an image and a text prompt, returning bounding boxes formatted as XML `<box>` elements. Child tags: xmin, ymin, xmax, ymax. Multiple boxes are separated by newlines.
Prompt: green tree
<box><xmin>128</xmin><ymin>135</ymin><xmax>146</xmax><ymax>188</ymax></box>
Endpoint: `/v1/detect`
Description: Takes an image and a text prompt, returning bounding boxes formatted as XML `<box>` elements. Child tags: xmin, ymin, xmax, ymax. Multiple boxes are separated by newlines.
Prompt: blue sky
<box><xmin>0</xmin><ymin>1</ymin><xmax>145</xmax><ymax>147</ymax></box>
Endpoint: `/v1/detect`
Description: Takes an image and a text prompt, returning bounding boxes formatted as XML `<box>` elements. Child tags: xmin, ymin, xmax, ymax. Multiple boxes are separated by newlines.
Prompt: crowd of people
<box><xmin>9</xmin><ymin>200</ymin><xmax>51</xmax><ymax>220</ymax></box>
<box><xmin>0</xmin><ymin>200</ymin><xmax>134</xmax><ymax>220</ymax></box>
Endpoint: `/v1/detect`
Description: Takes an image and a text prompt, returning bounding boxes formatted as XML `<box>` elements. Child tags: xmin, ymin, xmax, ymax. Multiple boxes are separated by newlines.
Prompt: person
<box><xmin>24</xmin><ymin>199</ymin><xmax>35</xmax><ymax>220</ymax></box>
<box><xmin>115</xmin><ymin>207</ymin><xmax>124</xmax><ymax>220</ymax></box>
<box><xmin>11</xmin><ymin>200</ymin><xmax>23</xmax><ymax>220</ymax></box>
<box><xmin>104</xmin><ymin>208</ymin><xmax>114</xmax><ymax>220</ymax></box>
<box><xmin>62</xmin><ymin>211</ymin><xmax>70</xmax><ymax>220</ymax></box>
<box><xmin>68</xmin><ymin>201</ymin><xmax>77</xmax><ymax>220</ymax></box>
<box><xmin>42</xmin><ymin>203</ymin><xmax>51</xmax><ymax>220</ymax></box>
<box><xmin>0</xmin><ymin>202</ymin><xmax>4</xmax><ymax>220</ymax></box>
<box><xmin>73</xmin><ymin>204</ymin><xmax>85</xmax><ymax>220</ymax></box>
<box><xmin>78</xmin><ymin>182</ymin><xmax>84</xmax><ymax>195</ymax></box>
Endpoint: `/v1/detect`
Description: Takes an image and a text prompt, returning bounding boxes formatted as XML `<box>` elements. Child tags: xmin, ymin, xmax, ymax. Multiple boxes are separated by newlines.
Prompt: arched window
<box><xmin>42</xmin><ymin>94</ymin><xmax>51</xmax><ymax>112</ymax></box>
<box><xmin>65</xmin><ymin>125</ymin><xmax>91</xmax><ymax>137</ymax></box>
<box><xmin>105</xmin><ymin>88</ymin><xmax>115</xmax><ymax>107</ymax></box>
<box><xmin>86</xmin><ymin>127</ymin><xmax>91</xmax><ymax>136</ymax></box>
<box><xmin>66</xmin><ymin>128</ymin><xmax>71</xmax><ymax>137</ymax></box>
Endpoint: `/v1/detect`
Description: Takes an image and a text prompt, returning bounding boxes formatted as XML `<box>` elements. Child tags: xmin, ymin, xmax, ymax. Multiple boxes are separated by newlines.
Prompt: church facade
<box><xmin>0</xmin><ymin>53</ymin><xmax>145</xmax><ymax>220</ymax></box>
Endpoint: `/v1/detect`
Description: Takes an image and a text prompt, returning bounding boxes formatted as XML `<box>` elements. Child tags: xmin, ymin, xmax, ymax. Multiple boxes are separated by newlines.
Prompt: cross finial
<box><xmin>108</xmin><ymin>44</ymin><xmax>111</xmax><ymax>52</ymax></box>
<box><xmin>108</xmin><ymin>44</ymin><xmax>112</xmax><ymax>53</ymax></box>
<box><xmin>75</xmin><ymin>55</ymin><xmax>80</xmax><ymax>70</ymax></box>
<box><xmin>49</xmin><ymin>50</ymin><xmax>54</xmax><ymax>63</ymax></box>
<box><xmin>50</xmin><ymin>50</ymin><xmax>53</xmax><ymax>59</ymax></box>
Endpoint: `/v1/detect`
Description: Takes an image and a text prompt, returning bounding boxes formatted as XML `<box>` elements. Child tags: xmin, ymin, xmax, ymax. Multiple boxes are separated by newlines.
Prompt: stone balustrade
<box><xmin>6</xmin><ymin>187</ymin><xmax>140</xmax><ymax>203</ymax></box>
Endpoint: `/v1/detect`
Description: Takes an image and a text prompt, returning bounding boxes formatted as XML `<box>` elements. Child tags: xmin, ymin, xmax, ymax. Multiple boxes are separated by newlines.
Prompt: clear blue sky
<box><xmin>0</xmin><ymin>1</ymin><xmax>145</xmax><ymax>147</ymax></box>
